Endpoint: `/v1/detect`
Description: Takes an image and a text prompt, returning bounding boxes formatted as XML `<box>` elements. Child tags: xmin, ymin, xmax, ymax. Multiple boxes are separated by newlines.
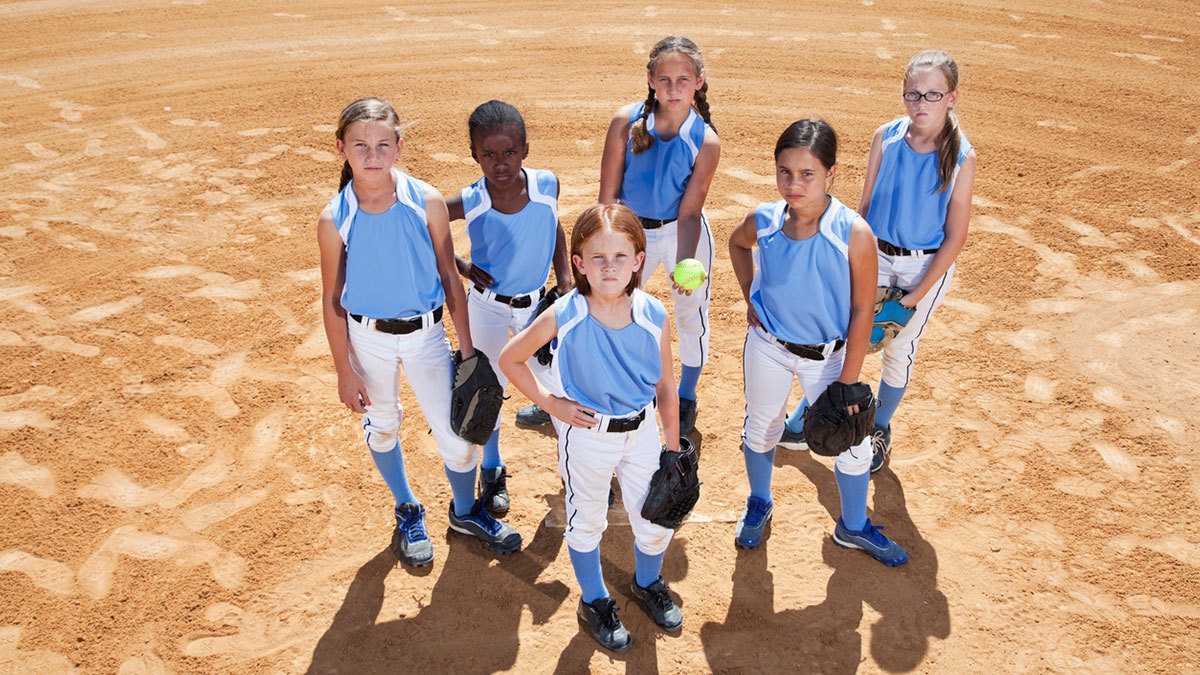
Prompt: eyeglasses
<box><xmin>903</xmin><ymin>90</ymin><xmax>946</xmax><ymax>103</ymax></box>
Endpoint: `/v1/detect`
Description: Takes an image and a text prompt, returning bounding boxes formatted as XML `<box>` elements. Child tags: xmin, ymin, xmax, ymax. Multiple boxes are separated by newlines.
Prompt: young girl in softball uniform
<box><xmin>499</xmin><ymin>204</ymin><xmax>684</xmax><ymax>652</ymax></box>
<box><xmin>446</xmin><ymin>100</ymin><xmax>572</xmax><ymax>516</ymax></box>
<box><xmin>317</xmin><ymin>97</ymin><xmax>521</xmax><ymax>568</ymax></box>
<box><xmin>781</xmin><ymin>50</ymin><xmax>976</xmax><ymax>474</ymax></box>
<box><xmin>729</xmin><ymin>120</ymin><xmax>907</xmax><ymax>566</ymax></box>
<box><xmin>595</xmin><ymin>35</ymin><xmax>721</xmax><ymax>437</ymax></box>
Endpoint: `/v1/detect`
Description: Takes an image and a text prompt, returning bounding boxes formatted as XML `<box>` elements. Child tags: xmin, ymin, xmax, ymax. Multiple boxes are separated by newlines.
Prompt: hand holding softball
<box><xmin>671</xmin><ymin>258</ymin><xmax>708</xmax><ymax>295</ymax></box>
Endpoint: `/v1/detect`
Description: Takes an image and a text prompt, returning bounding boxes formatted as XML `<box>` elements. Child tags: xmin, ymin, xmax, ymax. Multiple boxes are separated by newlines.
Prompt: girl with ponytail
<box><xmin>779</xmin><ymin>50</ymin><xmax>977</xmax><ymax>475</ymax></box>
<box><xmin>596</xmin><ymin>35</ymin><xmax>721</xmax><ymax>438</ymax></box>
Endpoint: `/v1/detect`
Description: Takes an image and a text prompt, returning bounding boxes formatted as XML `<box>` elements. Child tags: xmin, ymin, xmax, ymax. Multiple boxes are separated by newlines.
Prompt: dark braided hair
<box><xmin>630</xmin><ymin>36</ymin><xmax>716</xmax><ymax>155</ymax></box>
<box><xmin>467</xmin><ymin>100</ymin><xmax>526</xmax><ymax>152</ymax></box>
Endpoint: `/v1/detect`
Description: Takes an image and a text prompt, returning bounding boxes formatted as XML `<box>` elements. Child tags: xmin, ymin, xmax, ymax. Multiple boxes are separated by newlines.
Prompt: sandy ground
<box><xmin>2</xmin><ymin>1</ymin><xmax>1199</xmax><ymax>672</ymax></box>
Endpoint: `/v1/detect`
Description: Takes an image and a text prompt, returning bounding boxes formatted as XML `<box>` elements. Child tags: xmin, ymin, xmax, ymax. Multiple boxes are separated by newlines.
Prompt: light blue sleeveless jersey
<box><xmin>618</xmin><ymin>101</ymin><xmax>710</xmax><ymax>221</ymax></box>
<box><xmin>749</xmin><ymin>197</ymin><xmax>857</xmax><ymax>345</ymax></box>
<box><xmin>867</xmin><ymin>117</ymin><xmax>973</xmax><ymax>250</ymax></box>
<box><xmin>550</xmin><ymin>289</ymin><xmax>665</xmax><ymax>417</ymax></box>
<box><xmin>460</xmin><ymin>168</ymin><xmax>558</xmax><ymax>296</ymax></box>
<box><xmin>329</xmin><ymin>169</ymin><xmax>445</xmax><ymax>319</ymax></box>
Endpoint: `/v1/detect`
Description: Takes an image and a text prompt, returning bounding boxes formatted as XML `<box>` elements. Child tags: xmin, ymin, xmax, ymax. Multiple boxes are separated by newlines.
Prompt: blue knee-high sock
<box><xmin>743</xmin><ymin>443</ymin><xmax>775</xmax><ymax>502</ymax></box>
<box><xmin>835</xmin><ymin>466</ymin><xmax>870</xmax><ymax>531</ymax></box>
<box><xmin>875</xmin><ymin>381</ymin><xmax>907</xmax><ymax>429</ymax></box>
<box><xmin>370</xmin><ymin>443</ymin><xmax>418</xmax><ymax>506</ymax></box>
<box><xmin>634</xmin><ymin>546</ymin><xmax>665</xmax><ymax>588</ymax></box>
<box><xmin>678</xmin><ymin>364</ymin><xmax>702</xmax><ymax>401</ymax></box>
<box><xmin>784</xmin><ymin>397</ymin><xmax>810</xmax><ymax>433</ymax></box>
<box><xmin>444</xmin><ymin>465</ymin><xmax>477</xmax><ymax>516</ymax></box>
<box><xmin>569</xmin><ymin>546</ymin><xmax>609</xmax><ymax>603</ymax></box>
<box><xmin>480</xmin><ymin>428</ymin><xmax>502</xmax><ymax>470</ymax></box>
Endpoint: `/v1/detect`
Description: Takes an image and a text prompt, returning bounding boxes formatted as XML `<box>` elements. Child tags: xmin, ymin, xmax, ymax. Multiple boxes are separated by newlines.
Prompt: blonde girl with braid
<box><xmin>596</xmin><ymin>35</ymin><xmax>720</xmax><ymax>438</ymax></box>
<box><xmin>780</xmin><ymin>50</ymin><xmax>977</xmax><ymax>476</ymax></box>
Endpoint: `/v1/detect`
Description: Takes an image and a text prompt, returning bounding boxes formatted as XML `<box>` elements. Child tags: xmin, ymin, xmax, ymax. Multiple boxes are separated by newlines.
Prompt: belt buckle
<box><xmin>511</xmin><ymin>294</ymin><xmax>532</xmax><ymax>309</ymax></box>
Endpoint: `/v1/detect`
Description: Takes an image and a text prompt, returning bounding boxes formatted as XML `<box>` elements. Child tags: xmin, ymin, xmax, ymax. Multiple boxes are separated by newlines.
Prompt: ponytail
<box><xmin>629</xmin><ymin>86</ymin><xmax>657</xmax><ymax>155</ymax></box>
<box><xmin>935</xmin><ymin>109</ymin><xmax>960</xmax><ymax>193</ymax></box>
<box><xmin>338</xmin><ymin>161</ymin><xmax>353</xmax><ymax>191</ymax></box>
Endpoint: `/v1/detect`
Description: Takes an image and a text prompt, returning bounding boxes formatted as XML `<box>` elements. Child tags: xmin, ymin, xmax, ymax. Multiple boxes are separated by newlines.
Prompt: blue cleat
<box><xmin>735</xmin><ymin>496</ymin><xmax>773</xmax><ymax>549</ymax></box>
<box><xmin>448</xmin><ymin>500</ymin><xmax>522</xmax><ymax>554</ymax></box>
<box><xmin>391</xmin><ymin>503</ymin><xmax>434</xmax><ymax>567</ymax></box>
<box><xmin>832</xmin><ymin>517</ymin><xmax>908</xmax><ymax>566</ymax></box>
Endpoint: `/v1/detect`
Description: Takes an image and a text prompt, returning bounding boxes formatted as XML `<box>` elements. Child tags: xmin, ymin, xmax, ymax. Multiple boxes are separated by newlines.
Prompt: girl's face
<box><xmin>648</xmin><ymin>52</ymin><xmax>705</xmax><ymax>114</ymax></box>
<box><xmin>573</xmin><ymin>227</ymin><xmax>644</xmax><ymax>297</ymax></box>
<box><xmin>776</xmin><ymin>147</ymin><xmax>835</xmax><ymax>211</ymax></box>
<box><xmin>471</xmin><ymin>125</ymin><xmax>528</xmax><ymax>189</ymax></box>
<box><xmin>903</xmin><ymin>68</ymin><xmax>957</xmax><ymax>131</ymax></box>
<box><xmin>337</xmin><ymin>120</ymin><xmax>401</xmax><ymax>179</ymax></box>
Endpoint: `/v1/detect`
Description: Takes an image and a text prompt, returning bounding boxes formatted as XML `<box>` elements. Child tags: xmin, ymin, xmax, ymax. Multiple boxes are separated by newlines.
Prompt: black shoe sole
<box><xmin>576</xmin><ymin>613</ymin><xmax>631</xmax><ymax>652</ymax></box>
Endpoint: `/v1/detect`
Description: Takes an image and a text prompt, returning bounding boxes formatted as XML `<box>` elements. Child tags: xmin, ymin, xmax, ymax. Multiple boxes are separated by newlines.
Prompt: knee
<box><xmin>834</xmin><ymin>440</ymin><xmax>871</xmax><ymax>475</ymax></box>
<box><xmin>630</xmin><ymin>520</ymin><xmax>673</xmax><ymax>556</ymax></box>
<box><xmin>362</xmin><ymin>409</ymin><xmax>402</xmax><ymax>453</ymax></box>
<box><xmin>565</xmin><ymin>517</ymin><xmax>606</xmax><ymax>554</ymax></box>
<box><xmin>741</xmin><ymin>418</ymin><xmax>783</xmax><ymax>455</ymax></box>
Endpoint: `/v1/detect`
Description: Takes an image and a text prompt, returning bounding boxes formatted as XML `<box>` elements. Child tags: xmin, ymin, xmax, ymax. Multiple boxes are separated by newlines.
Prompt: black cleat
<box><xmin>577</xmin><ymin>597</ymin><xmax>631</xmax><ymax>652</ymax></box>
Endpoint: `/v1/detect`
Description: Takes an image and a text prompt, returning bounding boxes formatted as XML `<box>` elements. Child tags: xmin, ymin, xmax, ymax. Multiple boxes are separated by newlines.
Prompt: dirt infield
<box><xmin>2</xmin><ymin>1</ymin><xmax>1198</xmax><ymax>672</ymax></box>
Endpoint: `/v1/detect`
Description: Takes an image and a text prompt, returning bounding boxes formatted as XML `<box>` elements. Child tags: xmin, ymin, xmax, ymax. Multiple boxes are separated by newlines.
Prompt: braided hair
<box><xmin>630</xmin><ymin>36</ymin><xmax>717</xmax><ymax>155</ymax></box>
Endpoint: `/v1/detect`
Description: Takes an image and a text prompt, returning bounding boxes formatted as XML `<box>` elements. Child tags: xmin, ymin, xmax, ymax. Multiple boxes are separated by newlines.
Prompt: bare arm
<box><xmin>655</xmin><ymin>321</ymin><xmax>680</xmax><ymax>451</ymax></box>
<box><xmin>499</xmin><ymin>310</ymin><xmax>596</xmax><ymax>428</ymax></box>
<box><xmin>425</xmin><ymin>185</ymin><xmax>474</xmax><ymax>356</ymax></box>
<box><xmin>598</xmin><ymin>105</ymin><xmax>633</xmax><ymax>204</ymax></box>
<box><xmin>858</xmin><ymin>125</ymin><xmax>886</xmax><ymax>218</ymax></box>
<box><xmin>839</xmin><ymin>218</ymin><xmax>879</xmax><ymax>386</ymax></box>
<box><xmin>317</xmin><ymin>207</ymin><xmax>369</xmax><ymax>413</ymax></box>
<box><xmin>550</xmin><ymin>176</ymin><xmax>572</xmax><ymax>293</ymax></box>
<box><xmin>673</xmin><ymin>128</ymin><xmax>721</xmax><ymax>278</ymax></box>
<box><xmin>901</xmin><ymin>149</ymin><xmax>976</xmax><ymax>307</ymax></box>
<box><xmin>728</xmin><ymin>210</ymin><xmax>761</xmax><ymax>327</ymax></box>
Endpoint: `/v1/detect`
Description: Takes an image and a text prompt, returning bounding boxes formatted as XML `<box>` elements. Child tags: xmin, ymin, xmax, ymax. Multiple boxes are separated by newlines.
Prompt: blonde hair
<box><xmin>570</xmin><ymin>204</ymin><xmax>647</xmax><ymax>296</ymax></box>
<box><xmin>335</xmin><ymin>97</ymin><xmax>404</xmax><ymax>191</ymax></box>
<box><xmin>905</xmin><ymin>50</ymin><xmax>961</xmax><ymax>193</ymax></box>
<box><xmin>630</xmin><ymin>36</ymin><xmax>717</xmax><ymax>155</ymax></box>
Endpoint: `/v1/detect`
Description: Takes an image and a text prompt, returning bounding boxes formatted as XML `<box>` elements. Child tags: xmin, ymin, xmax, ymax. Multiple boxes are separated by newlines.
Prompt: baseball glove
<box><xmin>531</xmin><ymin>286</ymin><xmax>561</xmax><ymax>366</ymax></box>
<box><xmin>868</xmin><ymin>287</ymin><xmax>916</xmax><ymax>354</ymax></box>
<box><xmin>803</xmin><ymin>382</ymin><xmax>877</xmax><ymax>457</ymax></box>
<box><xmin>640</xmin><ymin>437</ymin><xmax>701</xmax><ymax>530</ymax></box>
<box><xmin>450</xmin><ymin>349</ymin><xmax>504</xmax><ymax>445</ymax></box>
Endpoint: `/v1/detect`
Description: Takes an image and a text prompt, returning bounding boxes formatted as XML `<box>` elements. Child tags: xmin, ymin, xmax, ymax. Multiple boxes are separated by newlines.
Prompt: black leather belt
<box><xmin>878</xmin><ymin>240</ymin><xmax>939</xmax><ymax>257</ymax></box>
<box><xmin>639</xmin><ymin>216</ymin><xmax>673</xmax><ymax>230</ymax></box>
<box><xmin>349</xmin><ymin>306</ymin><xmax>443</xmax><ymax>335</ymax></box>
<box><xmin>777</xmin><ymin>337</ymin><xmax>845</xmax><ymax>361</ymax></box>
<box><xmin>474</xmin><ymin>284</ymin><xmax>544</xmax><ymax>309</ymax></box>
<box><xmin>601</xmin><ymin>409</ymin><xmax>646</xmax><ymax>433</ymax></box>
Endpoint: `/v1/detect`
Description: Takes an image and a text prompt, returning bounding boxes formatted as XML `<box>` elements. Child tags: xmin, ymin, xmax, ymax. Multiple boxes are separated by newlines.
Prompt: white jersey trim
<box><xmin>331</xmin><ymin>168</ymin><xmax>426</xmax><ymax>244</ymax></box>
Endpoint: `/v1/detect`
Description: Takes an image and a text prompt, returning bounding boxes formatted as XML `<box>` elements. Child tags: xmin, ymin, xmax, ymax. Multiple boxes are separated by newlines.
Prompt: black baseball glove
<box><xmin>531</xmin><ymin>287</ymin><xmax>562</xmax><ymax>366</ymax></box>
<box><xmin>640</xmin><ymin>437</ymin><xmax>701</xmax><ymax>529</ymax></box>
<box><xmin>803</xmin><ymin>382</ymin><xmax>877</xmax><ymax>457</ymax></box>
<box><xmin>450</xmin><ymin>349</ymin><xmax>504</xmax><ymax>445</ymax></box>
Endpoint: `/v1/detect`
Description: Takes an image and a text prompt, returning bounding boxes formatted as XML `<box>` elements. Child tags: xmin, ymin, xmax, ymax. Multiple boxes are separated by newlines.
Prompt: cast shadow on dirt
<box><xmin>306</xmin><ymin>493</ymin><xmax>572</xmax><ymax>674</ymax></box>
<box><xmin>700</xmin><ymin>453</ymin><xmax>950</xmax><ymax>673</ymax></box>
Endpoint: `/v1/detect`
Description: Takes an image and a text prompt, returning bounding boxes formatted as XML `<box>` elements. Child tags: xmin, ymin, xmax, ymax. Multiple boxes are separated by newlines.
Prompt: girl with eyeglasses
<box><xmin>779</xmin><ymin>50</ymin><xmax>977</xmax><ymax>475</ymax></box>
